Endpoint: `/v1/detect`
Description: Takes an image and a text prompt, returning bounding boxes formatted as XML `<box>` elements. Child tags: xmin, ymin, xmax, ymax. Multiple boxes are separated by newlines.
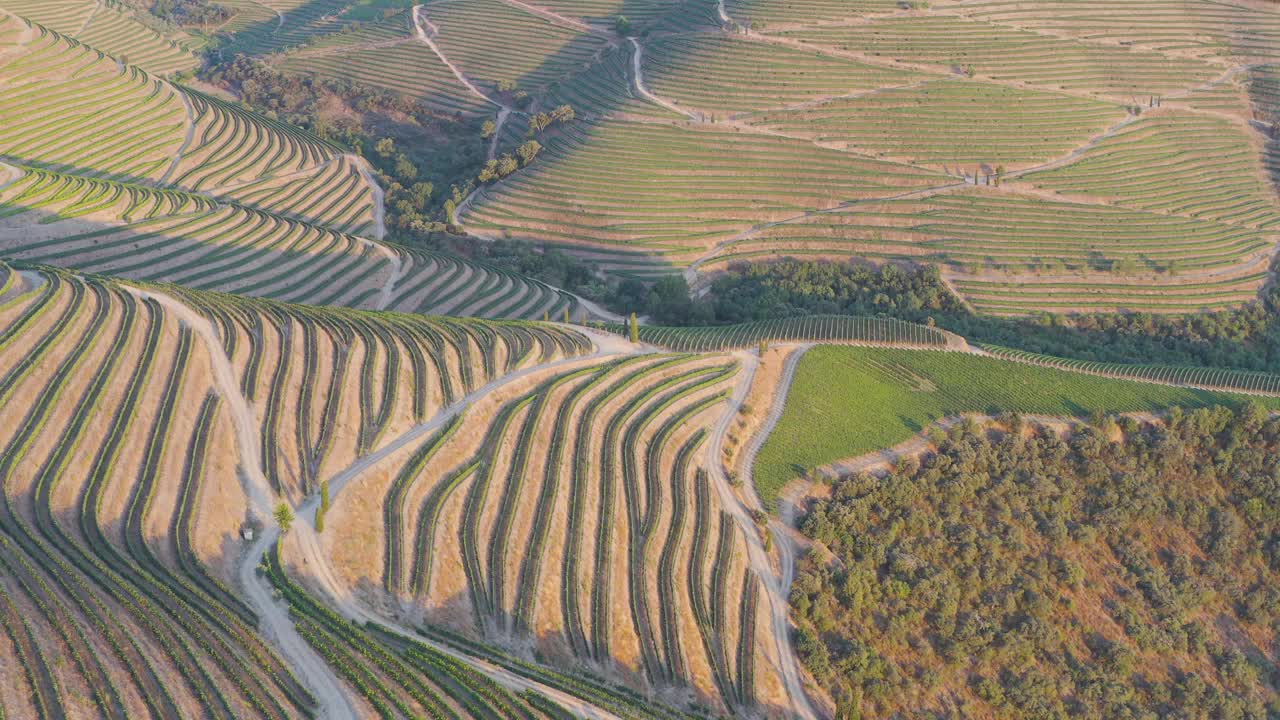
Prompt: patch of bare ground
<box><xmin>495</xmin><ymin>375</ymin><xmax>582</xmax><ymax>629</ymax></box>
<box><xmin>667</xmin><ymin>431</ymin><xmax>720</xmax><ymax>706</ymax></box>
<box><xmin>750</xmin><ymin>571</ymin><xmax>790</xmax><ymax>718</ymax></box>
<box><xmin>142</xmin><ymin>345</ymin><xmax>218</xmax><ymax>570</ymax></box>
<box><xmin>424</xmin><ymin>472</ymin><xmax>479</xmax><ymax>628</ymax></box>
<box><xmin>276</xmin><ymin>531</ymin><xmax>379</xmax><ymax>719</ymax></box>
<box><xmin>0</xmin><ymin>280</ymin><xmax>71</xmax><ymax>383</ymax></box>
<box><xmin>605</xmin><ymin>421</ymin><xmax>644</xmax><ymax>686</ymax></box>
<box><xmin>640</xmin><ymin>402</ymin><xmax>726</xmax><ymax>710</ymax></box>
<box><xmin>320</xmin><ymin>454</ymin><xmax>394</xmax><ymax>609</ymax></box>
<box><xmin>725</xmin><ymin>345</ymin><xmax>792</xmax><ymax>472</ymax></box>
<box><xmin>194</xmin><ymin>403</ymin><xmax>248</xmax><ymax>586</ymax></box>
<box><xmin>316</xmin><ymin>339</ymin><xmax>364</xmax><ymax>488</ymax></box>
<box><xmin>469</xmin><ymin>399</ymin><xmax>531</xmax><ymax>619</ymax></box>
<box><xmin>94</xmin><ymin>330</ymin><xmax>181</xmax><ymax>551</ymax></box>
<box><xmin>0</xmin><ymin>606</ymin><xmax>36</xmax><ymax>719</ymax></box>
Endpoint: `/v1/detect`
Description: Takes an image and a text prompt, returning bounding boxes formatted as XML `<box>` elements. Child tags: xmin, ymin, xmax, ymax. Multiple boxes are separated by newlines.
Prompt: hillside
<box><xmin>0</xmin><ymin>260</ymin><xmax>605</xmax><ymax>719</ymax></box>
<box><xmin>755</xmin><ymin>345</ymin><xmax>1280</xmax><ymax>506</ymax></box>
<box><xmin>442</xmin><ymin>0</ymin><xmax>1280</xmax><ymax>313</ymax></box>
<box><xmin>791</xmin><ymin>407</ymin><xmax>1280</xmax><ymax>718</ymax></box>
<box><xmin>0</xmin><ymin>9</ymin><xmax>594</xmax><ymax>320</ymax></box>
<box><xmin>2</xmin><ymin>1</ymin><xmax>1280</xmax><ymax>719</ymax></box>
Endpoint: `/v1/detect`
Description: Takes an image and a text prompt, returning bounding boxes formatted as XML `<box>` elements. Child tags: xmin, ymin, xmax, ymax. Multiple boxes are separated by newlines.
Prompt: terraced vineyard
<box><xmin>745</xmin><ymin>79</ymin><xmax>1124</xmax><ymax>169</ymax></box>
<box><xmin>0</xmin><ymin>170</ymin><xmax>588</xmax><ymax>318</ymax></box>
<box><xmin>0</xmin><ymin>260</ymin><xmax>601</xmax><ymax>717</ymax></box>
<box><xmin>775</xmin><ymin>13</ymin><xmax>1221</xmax><ymax>98</ymax></box>
<box><xmin>0</xmin><ymin>17</ymin><xmax>188</xmax><ymax>183</ymax></box>
<box><xmin>0</xmin><ymin>0</ymin><xmax>199</xmax><ymax>75</ymax></box>
<box><xmin>0</xmin><ymin>10</ymin><xmax>591</xmax><ymax>321</ymax></box>
<box><xmin>463</xmin><ymin>119</ymin><xmax>948</xmax><ymax>274</ymax></box>
<box><xmin>447</xmin><ymin>0</ymin><xmax>1280</xmax><ymax>313</ymax></box>
<box><xmin>275</xmin><ymin>10</ymin><xmax>492</xmax><ymax>117</ymax></box>
<box><xmin>613</xmin><ymin>315</ymin><xmax>951</xmax><ymax>351</ymax></box>
<box><xmin>954</xmin><ymin>0</ymin><xmax>1280</xmax><ymax>61</ymax></box>
<box><xmin>321</xmin><ymin>350</ymin><xmax>794</xmax><ymax>715</ymax></box>
<box><xmin>423</xmin><ymin>0</ymin><xmax>609</xmax><ymax>94</ymax></box>
<box><xmin>4</xmin><ymin>1</ymin><xmax>1280</xmax><ymax>718</ymax></box>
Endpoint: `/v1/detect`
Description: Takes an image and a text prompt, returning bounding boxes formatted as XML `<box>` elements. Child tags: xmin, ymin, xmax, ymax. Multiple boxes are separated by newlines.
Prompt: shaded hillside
<box><xmin>792</xmin><ymin>407</ymin><xmax>1280</xmax><ymax>718</ymax></box>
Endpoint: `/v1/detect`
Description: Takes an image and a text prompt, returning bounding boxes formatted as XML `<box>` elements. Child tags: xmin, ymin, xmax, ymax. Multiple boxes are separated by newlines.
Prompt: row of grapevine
<box><xmin>0</xmin><ymin>164</ymin><xmax>217</xmax><ymax>222</ymax></box>
<box><xmin>158</xmin><ymin>278</ymin><xmax>590</xmax><ymax>498</ymax></box>
<box><xmin>613</xmin><ymin>314</ymin><xmax>949</xmax><ymax>351</ymax></box>
<box><xmin>0</xmin><ymin>267</ymin><xmax>317</xmax><ymax>717</ymax></box>
<box><xmin>265</xmin><ymin>539</ymin><xmax>571</xmax><ymax>719</ymax></box>
<box><xmin>982</xmin><ymin>344</ymin><xmax>1280</xmax><ymax>396</ymax></box>
<box><xmin>358</xmin><ymin>352</ymin><xmax>763</xmax><ymax>714</ymax></box>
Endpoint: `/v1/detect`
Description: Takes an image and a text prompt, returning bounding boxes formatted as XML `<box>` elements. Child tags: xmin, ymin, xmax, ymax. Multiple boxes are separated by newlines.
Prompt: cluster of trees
<box><xmin>478</xmin><ymin>141</ymin><xmax>541</xmax><ymax>182</ymax></box>
<box><xmin>708</xmin><ymin>260</ymin><xmax>964</xmax><ymax>323</ymax></box>
<box><xmin>147</xmin><ymin>0</ymin><xmax>235</xmax><ymax>27</ymax></box>
<box><xmin>478</xmin><ymin>104</ymin><xmax>573</xmax><ymax>184</ymax></box>
<box><xmin>700</xmin><ymin>258</ymin><xmax>1280</xmax><ymax>375</ymax></box>
<box><xmin>209</xmin><ymin>56</ymin><xmax>488</xmax><ymax>240</ymax></box>
<box><xmin>793</xmin><ymin>405</ymin><xmax>1280</xmax><ymax>719</ymax></box>
<box><xmin>473</xmin><ymin>240</ymin><xmax>599</xmax><ymax>294</ymax></box>
<box><xmin>587</xmin><ymin>260</ymin><xmax>963</xmax><ymax>327</ymax></box>
<box><xmin>528</xmin><ymin>104</ymin><xmax>575</xmax><ymax>133</ymax></box>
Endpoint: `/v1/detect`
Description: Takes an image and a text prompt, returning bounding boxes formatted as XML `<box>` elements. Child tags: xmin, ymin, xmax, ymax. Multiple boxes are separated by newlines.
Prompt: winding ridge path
<box><xmin>629</xmin><ymin>38</ymin><xmax>699</xmax><ymax>120</ymax></box>
<box><xmin>733</xmin><ymin>344</ymin><xmax>817</xmax><ymax>717</ymax></box>
<box><xmin>411</xmin><ymin>5</ymin><xmax>506</xmax><ymax>110</ymax></box>
<box><xmin>136</xmin><ymin>288</ymin><xmax>359</xmax><ymax>720</ymax></box>
<box><xmin>160</xmin><ymin>90</ymin><xmax>198</xmax><ymax>185</ymax></box>
<box><xmin>497</xmin><ymin>0</ymin><xmax>602</xmax><ymax>34</ymax></box>
<box><xmin>704</xmin><ymin>349</ymin><xmax>820</xmax><ymax>720</ymax></box>
<box><xmin>351</xmin><ymin>154</ymin><xmax>387</xmax><ymax>240</ymax></box>
<box><xmin>0</xmin><ymin>160</ymin><xmax>23</xmax><ymax>193</ymax></box>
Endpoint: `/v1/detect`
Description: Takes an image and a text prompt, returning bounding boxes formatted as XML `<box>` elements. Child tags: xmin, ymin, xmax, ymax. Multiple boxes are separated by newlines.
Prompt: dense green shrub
<box><xmin>792</xmin><ymin>405</ymin><xmax>1280</xmax><ymax>718</ymax></box>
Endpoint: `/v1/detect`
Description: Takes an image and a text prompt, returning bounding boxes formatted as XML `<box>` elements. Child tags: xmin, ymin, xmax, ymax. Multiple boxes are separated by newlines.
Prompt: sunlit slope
<box><xmin>0</xmin><ymin>0</ymin><xmax>199</xmax><ymax>75</ymax></box>
<box><xmin>0</xmin><ymin>17</ymin><xmax>187</xmax><ymax>184</ymax></box>
<box><xmin>0</xmin><ymin>18</ymin><xmax>586</xmax><ymax>320</ymax></box>
<box><xmin>325</xmin><ymin>352</ymin><xmax>791</xmax><ymax>715</ymax></box>
<box><xmin>462</xmin><ymin>119</ymin><xmax>948</xmax><ymax>276</ymax></box>
<box><xmin>0</xmin><ymin>261</ymin><xmax>591</xmax><ymax>718</ymax></box>
<box><xmin>274</xmin><ymin>9</ymin><xmax>492</xmax><ymax>117</ymax></box>
<box><xmin>0</xmin><ymin>165</ymin><xmax>584</xmax><ymax>318</ymax></box>
<box><xmin>0</xmin><ymin>14</ymin><xmax>379</xmax><ymax>228</ymax></box>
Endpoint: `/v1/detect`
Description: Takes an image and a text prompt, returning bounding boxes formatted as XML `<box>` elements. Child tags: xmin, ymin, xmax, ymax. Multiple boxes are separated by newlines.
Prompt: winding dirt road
<box><xmin>138</xmin><ymin>289</ymin><xmax>359</xmax><ymax>720</ymax></box>
<box><xmin>411</xmin><ymin>5</ymin><xmax>505</xmax><ymax>110</ymax></box>
<box><xmin>704</xmin><ymin>349</ymin><xmax>820</xmax><ymax>720</ymax></box>
<box><xmin>628</xmin><ymin>38</ymin><xmax>699</xmax><ymax>120</ymax></box>
<box><xmin>159</xmin><ymin>90</ymin><xmax>197</xmax><ymax>185</ymax></box>
<box><xmin>351</xmin><ymin>154</ymin><xmax>387</xmax><ymax>240</ymax></box>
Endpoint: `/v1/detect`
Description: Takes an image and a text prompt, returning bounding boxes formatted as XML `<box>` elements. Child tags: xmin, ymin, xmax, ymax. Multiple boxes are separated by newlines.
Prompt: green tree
<box><xmin>480</xmin><ymin>119</ymin><xmax>497</xmax><ymax>139</ymax></box>
<box><xmin>517</xmin><ymin>140</ymin><xmax>542</xmax><ymax>166</ymax></box>
<box><xmin>629</xmin><ymin>312</ymin><xmax>639</xmax><ymax>343</ymax></box>
<box><xmin>274</xmin><ymin>502</ymin><xmax>294</xmax><ymax>533</ymax></box>
<box><xmin>374</xmin><ymin>137</ymin><xmax>395</xmax><ymax>157</ymax></box>
<box><xmin>394</xmin><ymin>155</ymin><xmax>417</xmax><ymax>182</ymax></box>
<box><xmin>615</xmin><ymin>15</ymin><xmax>632</xmax><ymax>36</ymax></box>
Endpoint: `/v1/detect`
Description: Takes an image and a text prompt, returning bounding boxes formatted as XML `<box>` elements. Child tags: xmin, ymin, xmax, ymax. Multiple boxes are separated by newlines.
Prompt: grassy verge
<box><xmin>754</xmin><ymin>345</ymin><xmax>1280</xmax><ymax>508</ymax></box>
